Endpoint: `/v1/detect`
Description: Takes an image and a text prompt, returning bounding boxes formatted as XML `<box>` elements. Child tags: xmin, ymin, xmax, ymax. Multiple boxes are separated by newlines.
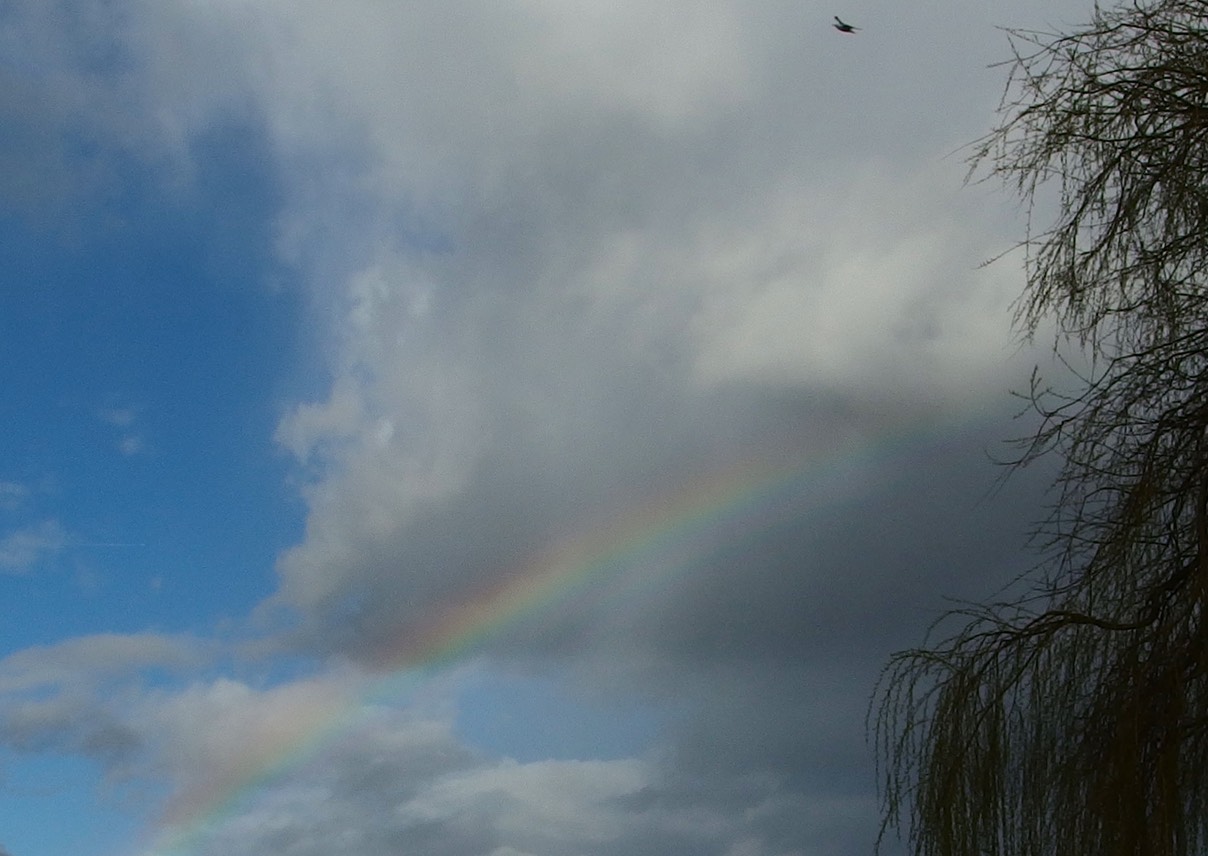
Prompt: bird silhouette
<box><xmin>833</xmin><ymin>16</ymin><xmax>859</xmax><ymax>33</ymax></box>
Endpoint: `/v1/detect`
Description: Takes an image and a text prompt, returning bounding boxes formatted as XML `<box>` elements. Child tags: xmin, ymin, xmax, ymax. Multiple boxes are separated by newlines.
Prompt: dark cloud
<box><xmin>255</xmin><ymin>372</ymin><xmax>1050</xmax><ymax>856</ymax></box>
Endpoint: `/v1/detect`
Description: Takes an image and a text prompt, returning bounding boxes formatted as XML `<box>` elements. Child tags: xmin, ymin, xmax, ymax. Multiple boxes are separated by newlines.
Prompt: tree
<box><xmin>874</xmin><ymin>3</ymin><xmax>1208</xmax><ymax>855</ymax></box>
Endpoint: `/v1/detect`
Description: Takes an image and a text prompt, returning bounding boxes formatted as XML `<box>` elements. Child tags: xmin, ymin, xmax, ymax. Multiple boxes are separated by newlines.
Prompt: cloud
<box><xmin>0</xmin><ymin>1</ymin><xmax>161</xmax><ymax>225</ymax></box>
<box><xmin>0</xmin><ymin>520</ymin><xmax>66</xmax><ymax>573</ymax></box>
<box><xmin>141</xmin><ymin>690</ymin><xmax>834</xmax><ymax>856</ymax></box>
<box><xmin>0</xmin><ymin>633</ymin><xmax>214</xmax><ymax>778</ymax></box>
<box><xmin>2</xmin><ymin>629</ymin><xmax>838</xmax><ymax>854</ymax></box>
<box><xmin>98</xmin><ymin>407</ymin><xmax>148</xmax><ymax>456</ymax></box>
<box><xmin>0</xmin><ymin>633</ymin><xmax>209</xmax><ymax>694</ymax></box>
<box><xmin>98</xmin><ymin>408</ymin><xmax>138</xmax><ymax>428</ymax></box>
<box><xmin>0</xmin><ymin>643</ymin><xmax>890</xmax><ymax>856</ymax></box>
<box><xmin>394</xmin><ymin>757</ymin><xmax>651</xmax><ymax>846</ymax></box>
<box><xmin>0</xmin><ymin>694</ymin><xmax>141</xmax><ymax>765</ymax></box>
<box><xmin>688</xmin><ymin>165</ymin><xmax>1029</xmax><ymax>401</ymax></box>
<box><xmin>261</xmin><ymin>164</ymin><xmax>1032</xmax><ymax>666</ymax></box>
<box><xmin>117</xmin><ymin>435</ymin><xmax>146</xmax><ymax>456</ymax></box>
<box><xmin>0</xmin><ymin>482</ymin><xmax>29</xmax><ymax>512</ymax></box>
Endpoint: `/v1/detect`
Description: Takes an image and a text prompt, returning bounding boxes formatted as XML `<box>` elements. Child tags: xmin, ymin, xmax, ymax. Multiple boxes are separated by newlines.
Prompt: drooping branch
<box><xmin>874</xmin><ymin>3</ymin><xmax>1208</xmax><ymax>855</ymax></box>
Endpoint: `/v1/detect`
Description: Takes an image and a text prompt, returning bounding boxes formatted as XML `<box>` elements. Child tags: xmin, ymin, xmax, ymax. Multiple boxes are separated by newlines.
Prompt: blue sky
<box><xmin>0</xmin><ymin>113</ymin><xmax>301</xmax><ymax>856</ymax></box>
<box><xmin>0</xmin><ymin>119</ymin><xmax>296</xmax><ymax>641</ymax></box>
<box><xmin>0</xmin><ymin>2</ymin><xmax>1091</xmax><ymax>855</ymax></box>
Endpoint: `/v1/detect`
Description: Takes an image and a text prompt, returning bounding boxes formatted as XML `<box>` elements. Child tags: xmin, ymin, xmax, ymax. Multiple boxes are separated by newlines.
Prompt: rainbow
<box><xmin>140</xmin><ymin>426</ymin><xmax>934</xmax><ymax>855</ymax></box>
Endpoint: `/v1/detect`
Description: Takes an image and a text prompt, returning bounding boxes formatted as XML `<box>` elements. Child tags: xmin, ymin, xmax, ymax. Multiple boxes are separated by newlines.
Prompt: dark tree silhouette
<box><xmin>875</xmin><ymin>2</ymin><xmax>1208</xmax><ymax>855</ymax></box>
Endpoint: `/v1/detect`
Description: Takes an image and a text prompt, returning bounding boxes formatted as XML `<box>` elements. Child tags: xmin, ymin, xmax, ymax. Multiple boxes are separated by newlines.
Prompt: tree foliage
<box><xmin>874</xmin><ymin>2</ymin><xmax>1208</xmax><ymax>855</ymax></box>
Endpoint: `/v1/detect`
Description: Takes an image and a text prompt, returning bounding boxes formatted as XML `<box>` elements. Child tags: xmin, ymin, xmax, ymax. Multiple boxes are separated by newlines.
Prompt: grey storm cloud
<box><xmin>177</xmin><ymin>4</ymin><xmax>1071</xmax><ymax>854</ymax></box>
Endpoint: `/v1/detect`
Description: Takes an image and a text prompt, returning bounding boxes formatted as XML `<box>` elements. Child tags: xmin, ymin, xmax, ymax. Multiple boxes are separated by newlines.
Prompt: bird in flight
<box><xmin>833</xmin><ymin>16</ymin><xmax>859</xmax><ymax>33</ymax></box>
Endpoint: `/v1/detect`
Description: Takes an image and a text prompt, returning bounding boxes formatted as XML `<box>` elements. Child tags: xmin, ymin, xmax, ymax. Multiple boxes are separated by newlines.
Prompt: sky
<box><xmin>0</xmin><ymin>1</ymin><xmax>1096</xmax><ymax>855</ymax></box>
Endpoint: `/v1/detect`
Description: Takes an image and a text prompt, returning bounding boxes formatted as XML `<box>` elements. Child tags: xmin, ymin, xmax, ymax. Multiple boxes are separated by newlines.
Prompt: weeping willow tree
<box><xmin>875</xmin><ymin>2</ymin><xmax>1208</xmax><ymax>855</ymax></box>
